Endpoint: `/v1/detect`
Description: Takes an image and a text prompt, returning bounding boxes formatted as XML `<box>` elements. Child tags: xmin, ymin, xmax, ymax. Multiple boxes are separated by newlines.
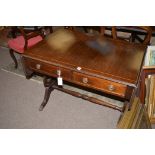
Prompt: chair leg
<box><xmin>9</xmin><ymin>49</ymin><xmax>18</xmax><ymax>69</ymax></box>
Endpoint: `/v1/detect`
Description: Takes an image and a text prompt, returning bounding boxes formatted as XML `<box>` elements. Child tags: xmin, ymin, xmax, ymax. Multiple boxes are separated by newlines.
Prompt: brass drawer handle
<box><xmin>36</xmin><ymin>64</ymin><xmax>41</xmax><ymax>69</ymax></box>
<box><xmin>82</xmin><ymin>77</ymin><xmax>88</xmax><ymax>84</ymax></box>
<box><xmin>108</xmin><ymin>84</ymin><xmax>115</xmax><ymax>91</ymax></box>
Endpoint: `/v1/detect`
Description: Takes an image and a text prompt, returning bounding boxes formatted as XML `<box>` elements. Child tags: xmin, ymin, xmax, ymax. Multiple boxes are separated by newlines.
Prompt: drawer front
<box><xmin>25</xmin><ymin>58</ymin><xmax>72</xmax><ymax>80</ymax></box>
<box><xmin>73</xmin><ymin>72</ymin><xmax>127</xmax><ymax>97</ymax></box>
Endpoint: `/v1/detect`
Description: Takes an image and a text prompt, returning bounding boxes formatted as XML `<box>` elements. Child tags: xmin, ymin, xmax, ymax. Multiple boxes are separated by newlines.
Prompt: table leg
<box><xmin>124</xmin><ymin>86</ymin><xmax>135</xmax><ymax>111</ymax></box>
<box><xmin>21</xmin><ymin>57</ymin><xmax>33</xmax><ymax>79</ymax></box>
<box><xmin>140</xmin><ymin>71</ymin><xmax>146</xmax><ymax>104</ymax></box>
<box><xmin>39</xmin><ymin>76</ymin><xmax>56</xmax><ymax>111</ymax></box>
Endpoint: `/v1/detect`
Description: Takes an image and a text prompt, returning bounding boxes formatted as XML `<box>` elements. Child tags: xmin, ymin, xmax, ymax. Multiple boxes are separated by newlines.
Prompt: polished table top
<box><xmin>24</xmin><ymin>29</ymin><xmax>147</xmax><ymax>87</ymax></box>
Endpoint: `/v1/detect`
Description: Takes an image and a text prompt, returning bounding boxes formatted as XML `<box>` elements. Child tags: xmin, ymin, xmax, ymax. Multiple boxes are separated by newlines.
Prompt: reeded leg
<box><xmin>39</xmin><ymin>77</ymin><xmax>56</xmax><ymax>111</ymax></box>
<box><xmin>9</xmin><ymin>49</ymin><xmax>18</xmax><ymax>69</ymax></box>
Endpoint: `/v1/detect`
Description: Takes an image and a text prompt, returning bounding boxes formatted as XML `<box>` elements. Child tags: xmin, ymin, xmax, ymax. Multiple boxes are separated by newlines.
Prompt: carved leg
<box><xmin>9</xmin><ymin>49</ymin><xmax>18</xmax><ymax>68</ymax></box>
<box><xmin>39</xmin><ymin>77</ymin><xmax>56</xmax><ymax>111</ymax></box>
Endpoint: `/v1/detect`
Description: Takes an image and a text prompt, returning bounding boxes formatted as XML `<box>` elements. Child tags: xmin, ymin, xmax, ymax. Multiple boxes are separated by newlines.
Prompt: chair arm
<box><xmin>26</xmin><ymin>31</ymin><xmax>44</xmax><ymax>40</ymax></box>
<box><xmin>19</xmin><ymin>27</ymin><xmax>44</xmax><ymax>50</ymax></box>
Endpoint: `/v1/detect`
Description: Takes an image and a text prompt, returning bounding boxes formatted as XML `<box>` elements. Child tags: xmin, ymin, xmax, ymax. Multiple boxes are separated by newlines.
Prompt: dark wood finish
<box><xmin>22</xmin><ymin>29</ymin><xmax>146</xmax><ymax>111</ymax></box>
<box><xmin>25</xmin><ymin>58</ymin><xmax>73</xmax><ymax>80</ymax></box>
<box><xmin>43</xmin><ymin>26</ymin><xmax>53</xmax><ymax>34</ymax></box>
<box><xmin>53</xmin><ymin>82</ymin><xmax>123</xmax><ymax>112</ymax></box>
<box><xmin>84</xmin><ymin>26</ymin><xmax>152</xmax><ymax>45</ymax></box>
<box><xmin>73</xmin><ymin>72</ymin><xmax>127</xmax><ymax>98</ymax></box>
<box><xmin>111</xmin><ymin>26</ymin><xmax>152</xmax><ymax>45</ymax></box>
<box><xmin>84</xmin><ymin>26</ymin><xmax>118</xmax><ymax>40</ymax></box>
<box><xmin>11</xmin><ymin>26</ymin><xmax>45</xmax><ymax>39</ymax></box>
<box><xmin>18</xmin><ymin>27</ymin><xmax>45</xmax><ymax>51</ymax></box>
<box><xmin>39</xmin><ymin>76</ymin><xmax>56</xmax><ymax>111</ymax></box>
<box><xmin>21</xmin><ymin>56</ymin><xmax>34</xmax><ymax>79</ymax></box>
<box><xmin>140</xmin><ymin>68</ymin><xmax>155</xmax><ymax>104</ymax></box>
<box><xmin>107</xmin><ymin>26</ymin><xmax>152</xmax><ymax>44</ymax></box>
<box><xmin>38</xmin><ymin>76</ymin><xmax>123</xmax><ymax>111</ymax></box>
<box><xmin>9</xmin><ymin>26</ymin><xmax>45</xmax><ymax>68</ymax></box>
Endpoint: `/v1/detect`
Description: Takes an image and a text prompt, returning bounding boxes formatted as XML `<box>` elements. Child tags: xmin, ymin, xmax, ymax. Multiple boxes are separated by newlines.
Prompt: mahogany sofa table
<box><xmin>22</xmin><ymin>30</ymin><xmax>147</xmax><ymax>111</ymax></box>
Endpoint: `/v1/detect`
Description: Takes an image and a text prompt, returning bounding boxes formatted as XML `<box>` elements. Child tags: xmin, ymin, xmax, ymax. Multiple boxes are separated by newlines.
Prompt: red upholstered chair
<box><xmin>8</xmin><ymin>27</ymin><xmax>44</xmax><ymax>68</ymax></box>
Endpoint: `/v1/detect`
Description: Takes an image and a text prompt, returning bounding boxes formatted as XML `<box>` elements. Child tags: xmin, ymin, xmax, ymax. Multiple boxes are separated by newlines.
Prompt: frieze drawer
<box><xmin>24</xmin><ymin>58</ymin><xmax>72</xmax><ymax>80</ymax></box>
<box><xmin>73</xmin><ymin>72</ymin><xmax>127</xmax><ymax>97</ymax></box>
